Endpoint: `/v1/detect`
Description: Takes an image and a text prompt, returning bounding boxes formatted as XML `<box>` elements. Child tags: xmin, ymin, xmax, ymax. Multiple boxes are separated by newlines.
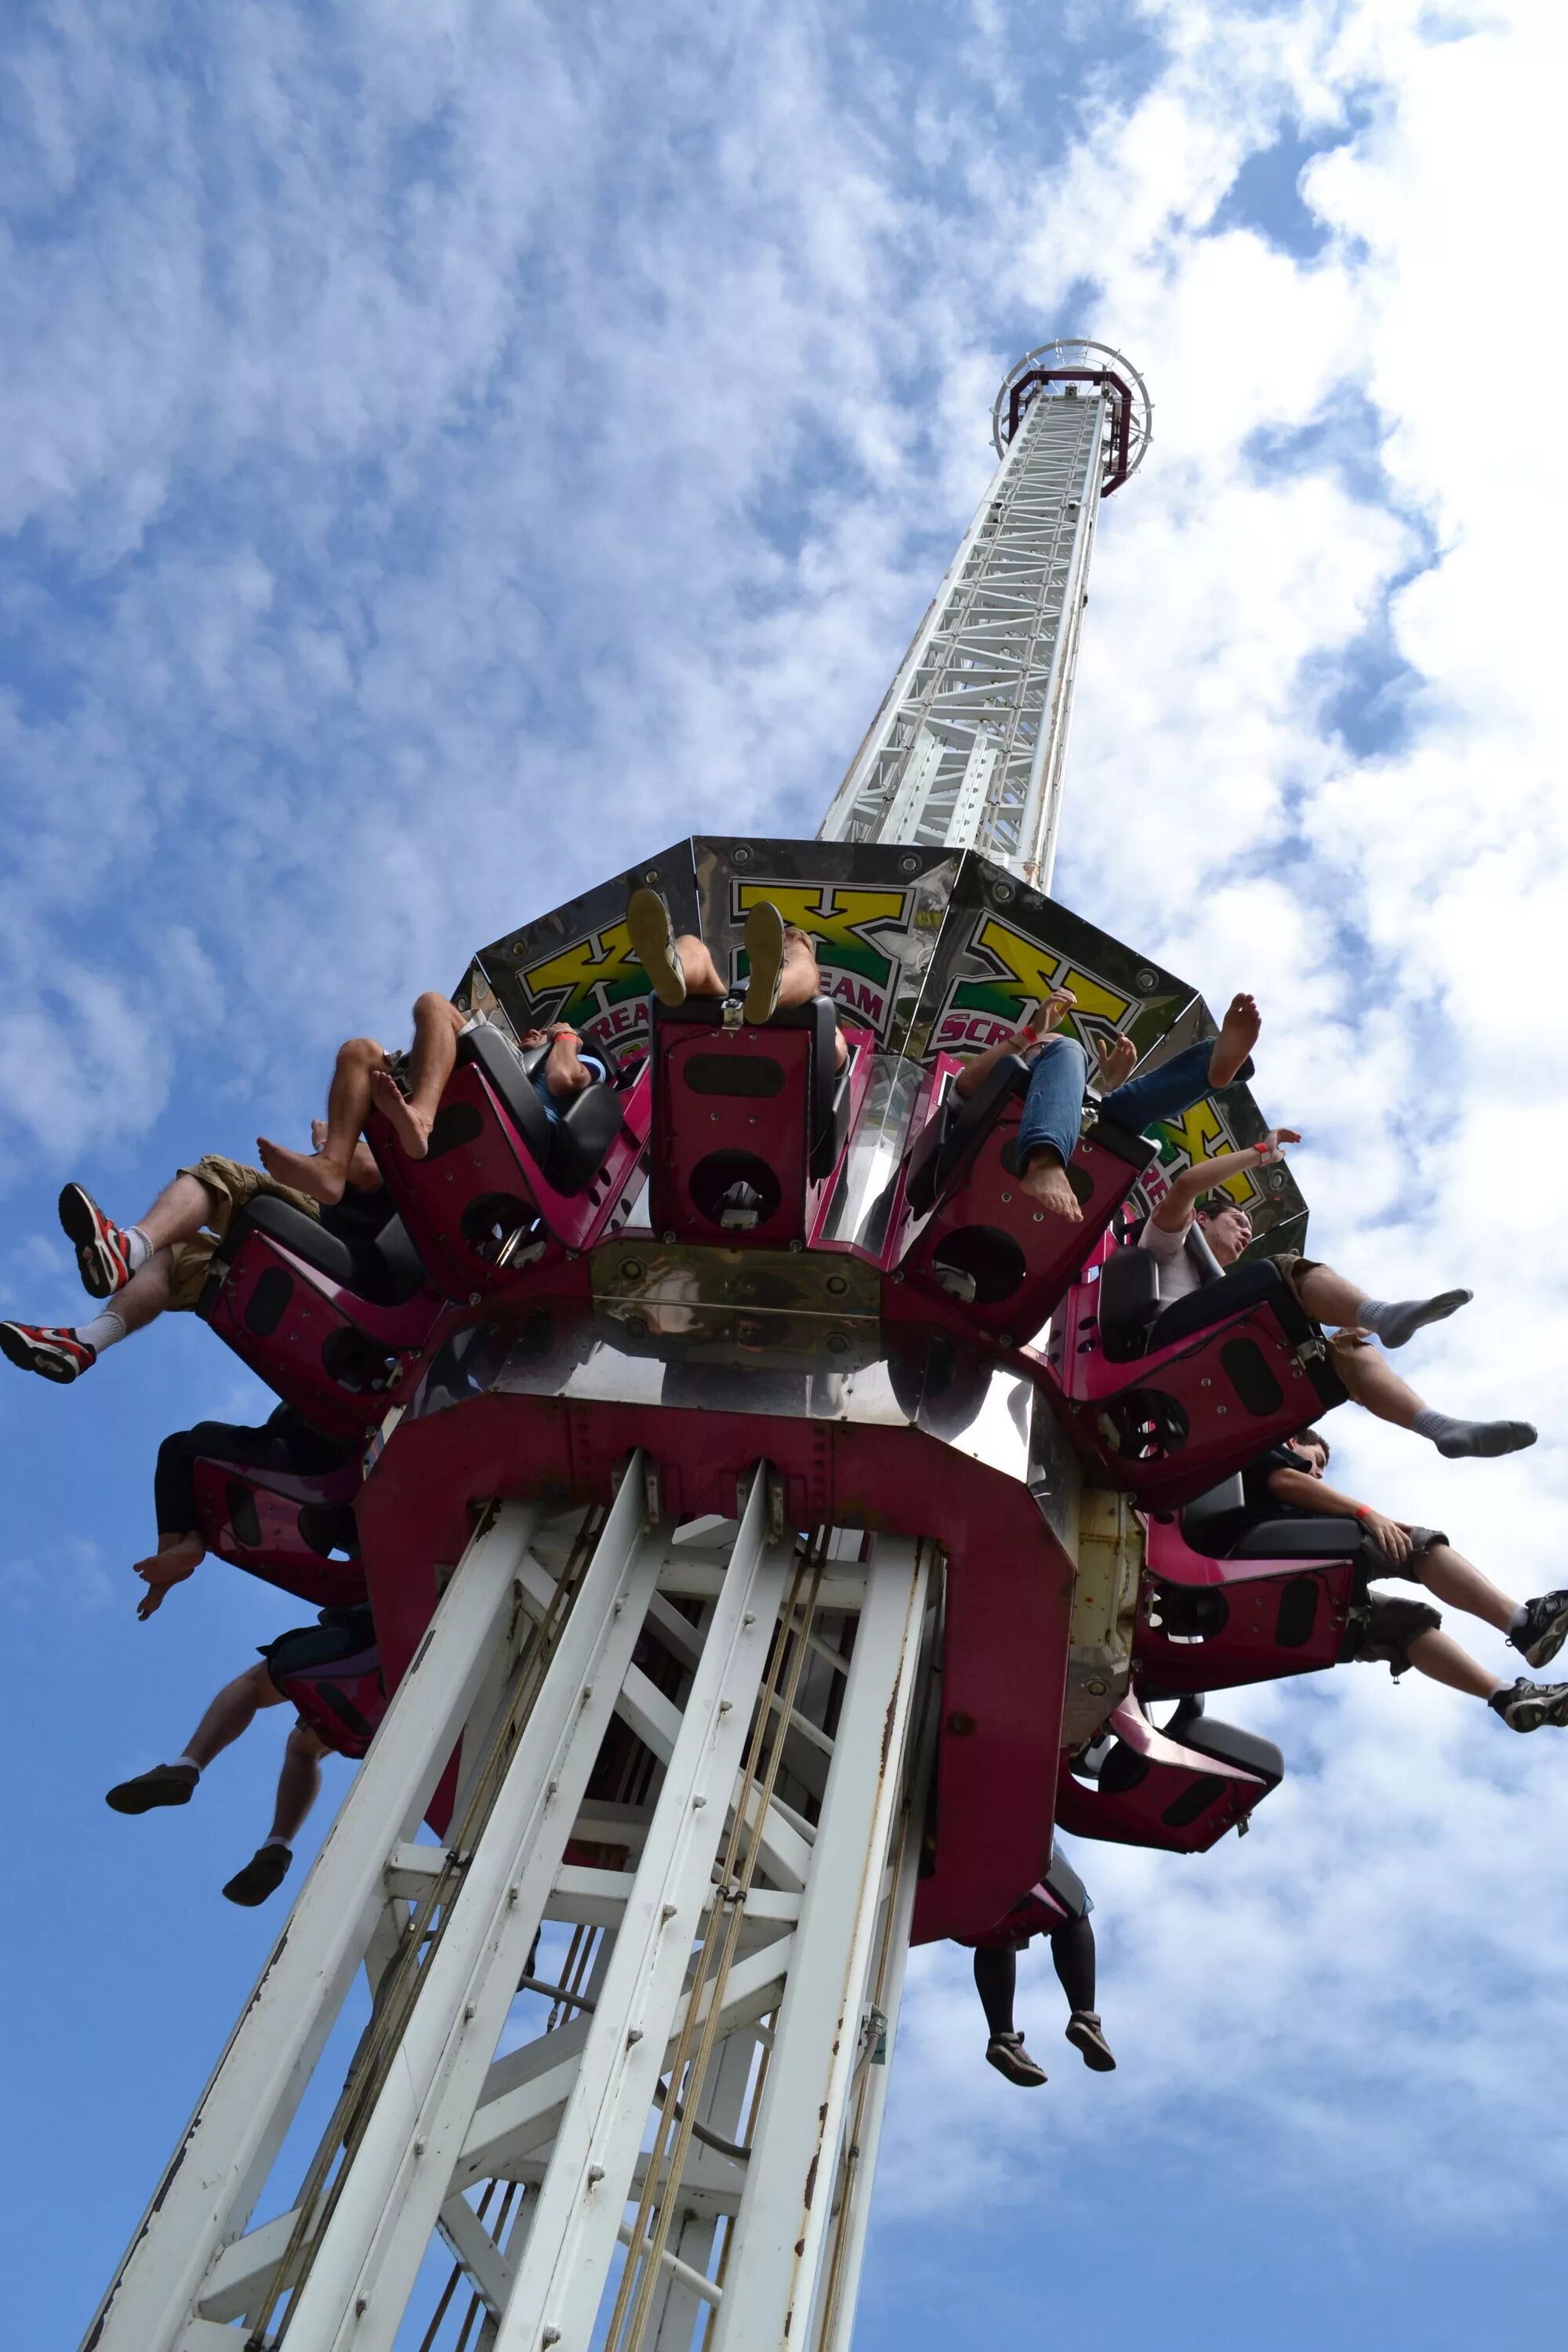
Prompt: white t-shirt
<box><xmin>1138</xmin><ymin>1215</ymin><xmax>1223</xmax><ymax>1304</ymax></box>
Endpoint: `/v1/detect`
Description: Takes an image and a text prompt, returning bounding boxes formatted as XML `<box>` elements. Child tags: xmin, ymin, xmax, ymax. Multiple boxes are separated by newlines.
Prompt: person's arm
<box><xmin>952</xmin><ymin>989</ymin><xmax>1075</xmax><ymax>1102</ymax></box>
<box><xmin>1147</xmin><ymin>1129</ymin><xmax>1300</xmax><ymax>1234</ymax></box>
<box><xmin>1265</xmin><ymin>1466</ymin><xmax>1412</xmax><ymax>1560</ymax></box>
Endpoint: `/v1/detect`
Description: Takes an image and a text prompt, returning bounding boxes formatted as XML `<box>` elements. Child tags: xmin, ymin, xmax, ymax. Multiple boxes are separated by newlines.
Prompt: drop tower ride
<box><xmin>81</xmin><ymin>339</ymin><xmax>1323</xmax><ymax>2352</ymax></box>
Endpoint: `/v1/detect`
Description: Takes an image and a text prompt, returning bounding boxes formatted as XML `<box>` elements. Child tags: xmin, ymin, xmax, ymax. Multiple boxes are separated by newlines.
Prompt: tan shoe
<box><xmin>742</xmin><ymin>901</ymin><xmax>786</xmax><ymax>1024</ymax></box>
<box><xmin>627</xmin><ymin>888</ymin><xmax>687</xmax><ymax>1007</ymax></box>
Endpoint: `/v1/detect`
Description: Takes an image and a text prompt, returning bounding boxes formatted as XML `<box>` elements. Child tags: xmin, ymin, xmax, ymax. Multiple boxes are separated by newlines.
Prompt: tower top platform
<box><xmin>991</xmin><ymin>335</ymin><xmax>1152</xmax><ymax>485</ymax></box>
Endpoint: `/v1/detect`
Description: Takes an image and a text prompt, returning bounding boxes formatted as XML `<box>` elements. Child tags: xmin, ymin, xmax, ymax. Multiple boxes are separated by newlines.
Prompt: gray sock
<box><xmin>1412</xmin><ymin>1409</ymin><xmax>1537</xmax><ymax>1460</ymax></box>
<box><xmin>1356</xmin><ymin>1290</ymin><xmax>1472</xmax><ymax>1348</ymax></box>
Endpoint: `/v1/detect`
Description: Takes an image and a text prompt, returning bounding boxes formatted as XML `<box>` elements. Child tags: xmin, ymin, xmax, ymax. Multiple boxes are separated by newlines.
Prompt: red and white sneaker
<box><xmin>58</xmin><ymin>1182</ymin><xmax>136</xmax><ymax>1298</ymax></box>
<box><xmin>0</xmin><ymin>1322</ymin><xmax>96</xmax><ymax>1383</ymax></box>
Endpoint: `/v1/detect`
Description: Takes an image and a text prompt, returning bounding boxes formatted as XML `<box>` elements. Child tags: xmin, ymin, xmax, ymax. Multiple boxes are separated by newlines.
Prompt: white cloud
<box><xmin>6</xmin><ymin>0</ymin><xmax>1568</xmax><ymax>2304</ymax></box>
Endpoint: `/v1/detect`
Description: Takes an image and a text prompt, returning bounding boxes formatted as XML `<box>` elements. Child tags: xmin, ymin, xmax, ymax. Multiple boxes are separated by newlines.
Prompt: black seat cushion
<box><xmin>460</xmin><ymin>1023</ymin><xmax>625</xmax><ymax>1197</ymax></box>
<box><xmin>1226</xmin><ymin>1518</ymin><xmax>1365</xmax><ymax>1561</ymax></box>
<box><xmin>207</xmin><ymin>1195</ymin><xmax>426</xmax><ymax>1309</ymax></box>
<box><xmin>1166</xmin><ymin>1701</ymin><xmax>1284</xmax><ymax>1788</ymax></box>
<box><xmin>1096</xmin><ymin>1245</ymin><xmax>1163</xmax><ymax>1359</ymax></box>
<box><xmin>1180</xmin><ymin>1474</ymin><xmax>1364</xmax><ymax>1562</ymax></box>
<box><xmin>904</xmin><ymin>1054</ymin><xmax>1030</xmax><ymax>1219</ymax></box>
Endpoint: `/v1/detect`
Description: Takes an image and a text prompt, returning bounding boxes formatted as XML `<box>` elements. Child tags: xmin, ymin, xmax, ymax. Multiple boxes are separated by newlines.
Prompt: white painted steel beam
<box><xmin>278</xmin><ymin>1467</ymin><xmax>668</xmax><ymax>2352</ymax></box>
<box><xmin>81</xmin><ymin>1499</ymin><xmax>545</xmax><ymax>2352</ymax></box>
<box><xmin>710</xmin><ymin>1537</ymin><xmax>932</xmax><ymax>2352</ymax></box>
<box><xmin>493</xmin><ymin>1468</ymin><xmax>791</xmax><ymax>2349</ymax></box>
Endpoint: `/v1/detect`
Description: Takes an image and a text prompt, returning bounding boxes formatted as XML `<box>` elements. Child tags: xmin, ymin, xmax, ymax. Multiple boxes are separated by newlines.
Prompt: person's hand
<box><xmin>546</xmin><ymin>1024</ymin><xmax>580</xmax><ymax>1045</ymax></box>
<box><xmin>1254</xmin><ymin>1127</ymin><xmax>1301</xmax><ymax>1164</ymax></box>
<box><xmin>1357</xmin><ymin>1508</ymin><xmax>1411</xmax><ymax>1563</ymax></box>
<box><xmin>1094</xmin><ymin>1031</ymin><xmax>1138</xmax><ymax>1089</ymax></box>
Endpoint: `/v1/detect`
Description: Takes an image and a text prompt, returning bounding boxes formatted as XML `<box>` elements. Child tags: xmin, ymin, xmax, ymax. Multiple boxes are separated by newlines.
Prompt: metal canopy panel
<box><xmin>472</xmin><ymin>836</ymin><xmax>701</xmax><ymax>1076</ymax></box>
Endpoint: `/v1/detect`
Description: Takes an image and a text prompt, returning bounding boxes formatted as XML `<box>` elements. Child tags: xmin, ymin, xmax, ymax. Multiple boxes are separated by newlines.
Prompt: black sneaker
<box><xmin>1065</xmin><ymin>2010</ymin><xmax>1117</xmax><ymax>2071</ymax></box>
<box><xmin>223</xmin><ymin>1844</ymin><xmax>293</xmax><ymax>1906</ymax></box>
<box><xmin>106</xmin><ymin>1762</ymin><xmax>198</xmax><ymax>1814</ymax></box>
<box><xmin>1490</xmin><ymin>1678</ymin><xmax>1568</xmax><ymax>1733</ymax></box>
<box><xmin>1511</xmin><ymin>1592</ymin><xmax>1568</xmax><ymax>1671</ymax></box>
<box><xmin>985</xmin><ymin>2031</ymin><xmax>1047</xmax><ymax>2087</ymax></box>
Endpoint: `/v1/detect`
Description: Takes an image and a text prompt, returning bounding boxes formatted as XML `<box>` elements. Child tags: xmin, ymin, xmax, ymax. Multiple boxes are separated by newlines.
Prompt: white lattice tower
<box><xmin>78</xmin><ymin>336</ymin><xmax>1149</xmax><ymax>2352</ymax></box>
<box><xmin>819</xmin><ymin>337</ymin><xmax>1150</xmax><ymax>887</ymax></box>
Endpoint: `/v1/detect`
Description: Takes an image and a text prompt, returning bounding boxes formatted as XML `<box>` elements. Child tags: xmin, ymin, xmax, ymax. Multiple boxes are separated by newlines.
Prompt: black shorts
<box><xmin>260</xmin><ymin>1607</ymin><xmax>376</xmax><ymax>1693</ymax></box>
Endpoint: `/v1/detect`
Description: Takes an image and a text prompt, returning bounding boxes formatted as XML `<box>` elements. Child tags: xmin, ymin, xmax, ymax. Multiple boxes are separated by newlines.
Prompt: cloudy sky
<box><xmin>4</xmin><ymin>2</ymin><xmax>1566</xmax><ymax>2344</ymax></box>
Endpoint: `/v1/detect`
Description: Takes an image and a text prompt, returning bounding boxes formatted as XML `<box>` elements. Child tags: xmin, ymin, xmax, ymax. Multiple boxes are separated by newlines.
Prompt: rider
<box><xmin>0</xmin><ymin>1134</ymin><xmax>390</xmax><ymax>1385</ymax></box>
<box><xmin>1134</xmin><ymin>1160</ymin><xmax>1534</xmax><ymax>1461</ymax></box>
<box><xmin>1239</xmin><ymin>1430</ymin><xmax>1568</xmax><ymax>1731</ymax></box>
<box><xmin>971</xmin><ymin>1846</ymin><xmax>1116</xmax><ymax>2089</ymax></box>
<box><xmin>104</xmin><ymin>1603</ymin><xmax>381</xmax><ymax>1905</ymax></box>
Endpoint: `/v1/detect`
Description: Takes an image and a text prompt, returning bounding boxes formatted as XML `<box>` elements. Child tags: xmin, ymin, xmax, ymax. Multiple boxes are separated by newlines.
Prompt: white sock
<box><xmin>168</xmin><ymin>1755</ymin><xmax>202</xmax><ymax>1777</ymax></box>
<box><xmin>124</xmin><ymin>1224</ymin><xmax>154</xmax><ymax>1274</ymax></box>
<box><xmin>261</xmin><ymin>1835</ymin><xmax>292</xmax><ymax>1853</ymax></box>
<box><xmin>1509</xmin><ymin>1603</ymin><xmax>1530</xmax><ymax>1634</ymax></box>
<box><xmin>77</xmin><ymin>1309</ymin><xmax>126</xmax><ymax>1352</ymax></box>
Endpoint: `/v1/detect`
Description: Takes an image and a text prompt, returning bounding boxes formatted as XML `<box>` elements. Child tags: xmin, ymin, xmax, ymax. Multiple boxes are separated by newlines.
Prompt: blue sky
<box><xmin>6</xmin><ymin>2</ymin><xmax>1568</xmax><ymax>2344</ymax></box>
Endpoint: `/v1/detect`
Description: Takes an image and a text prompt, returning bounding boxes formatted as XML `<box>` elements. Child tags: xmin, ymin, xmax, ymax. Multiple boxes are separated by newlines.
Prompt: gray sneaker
<box><xmin>1490</xmin><ymin>1677</ymin><xmax>1568</xmax><ymax>1733</ymax></box>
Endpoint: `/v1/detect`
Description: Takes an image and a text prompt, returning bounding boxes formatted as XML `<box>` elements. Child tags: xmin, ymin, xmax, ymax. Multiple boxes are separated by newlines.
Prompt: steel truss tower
<box><xmin>820</xmin><ymin>338</ymin><xmax>1149</xmax><ymax>887</ymax></box>
<box><xmin>80</xmin><ymin>337</ymin><xmax>1147</xmax><ymax>2352</ymax></box>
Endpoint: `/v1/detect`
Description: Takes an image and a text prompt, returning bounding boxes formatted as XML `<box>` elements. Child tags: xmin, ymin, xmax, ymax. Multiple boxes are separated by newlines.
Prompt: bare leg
<box><xmin>1295</xmin><ymin>1262</ymin><xmax>1375</xmax><ymax>1328</ymax></box>
<box><xmin>258</xmin><ymin>1036</ymin><xmax>386</xmax><ymax>1203</ymax></box>
<box><xmin>673</xmin><ymin>934</ymin><xmax>728</xmax><ymax>995</ymax></box>
<box><xmin>778</xmin><ymin>931</ymin><xmax>822</xmax><ymax>1011</ymax></box>
<box><xmin>1413</xmin><ymin>1543</ymin><xmax>1519</xmax><ymax>1636</ymax></box>
<box><xmin>370</xmin><ymin>993</ymin><xmax>463</xmax><ymax>1160</ymax></box>
<box><xmin>107</xmin><ymin>1247</ymin><xmax>176</xmax><ymax>1338</ymax></box>
<box><xmin>183</xmin><ymin>1661</ymin><xmax>289</xmax><ymax>1770</ymax></box>
<box><xmin>1207</xmin><ymin>993</ymin><xmax>1261</xmax><ymax>1090</ymax></box>
<box><xmin>137</xmin><ymin>1174</ymin><xmax>222</xmax><ymax>1253</ymax></box>
<box><xmin>267</xmin><ymin>1723</ymin><xmax>326</xmax><ymax>1843</ymax></box>
<box><xmin>777</xmin><ymin>930</ymin><xmax>848</xmax><ymax>1067</ymax></box>
<box><xmin>1407</xmin><ymin>1628</ymin><xmax>1502</xmax><ymax>1701</ymax></box>
<box><xmin>1325</xmin><ymin>1338</ymin><xmax>1426</xmax><ymax>1430</ymax></box>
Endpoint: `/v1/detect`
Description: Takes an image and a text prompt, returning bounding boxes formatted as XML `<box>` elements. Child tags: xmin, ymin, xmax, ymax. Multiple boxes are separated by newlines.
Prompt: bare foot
<box><xmin>1208</xmin><ymin>993</ymin><xmax>1261</xmax><ymax>1090</ymax></box>
<box><xmin>256</xmin><ymin>1135</ymin><xmax>347</xmax><ymax>1203</ymax></box>
<box><xmin>1019</xmin><ymin>1152</ymin><xmax>1083</xmax><ymax>1220</ymax></box>
<box><xmin>134</xmin><ymin>1535</ymin><xmax>205</xmax><ymax>1621</ymax></box>
<box><xmin>369</xmin><ymin>1068</ymin><xmax>433</xmax><ymax>1160</ymax></box>
<box><xmin>1094</xmin><ymin>1033</ymin><xmax>1138</xmax><ymax>1090</ymax></box>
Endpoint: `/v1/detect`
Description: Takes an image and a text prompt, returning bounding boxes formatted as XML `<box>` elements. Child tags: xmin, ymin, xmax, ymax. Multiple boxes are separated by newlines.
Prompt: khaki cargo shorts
<box><xmin>167</xmin><ymin>1154</ymin><xmax>321</xmax><ymax>1312</ymax></box>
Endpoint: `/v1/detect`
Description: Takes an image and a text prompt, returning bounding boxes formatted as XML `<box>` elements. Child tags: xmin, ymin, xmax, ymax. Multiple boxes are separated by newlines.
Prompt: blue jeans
<box><xmin>1014</xmin><ymin>1036</ymin><xmax>1221</xmax><ymax>1171</ymax></box>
